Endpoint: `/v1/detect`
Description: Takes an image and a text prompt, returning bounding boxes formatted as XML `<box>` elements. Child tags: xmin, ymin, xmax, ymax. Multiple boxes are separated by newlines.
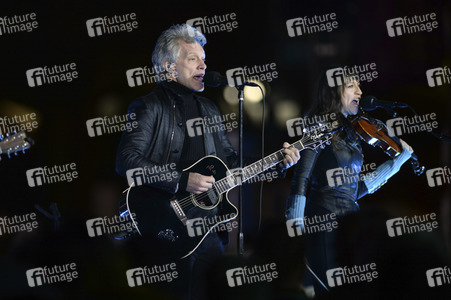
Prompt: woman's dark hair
<box><xmin>309</xmin><ymin>66</ymin><xmax>344</xmax><ymax>116</ymax></box>
<box><xmin>308</xmin><ymin>66</ymin><xmax>359</xmax><ymax>147</ymax></box>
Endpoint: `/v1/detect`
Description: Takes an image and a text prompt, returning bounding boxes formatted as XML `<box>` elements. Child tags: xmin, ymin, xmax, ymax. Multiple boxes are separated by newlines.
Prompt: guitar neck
<box><xmin>241</xmin><ymin>139</ymin><xmax>312</xmax><ymax>182</ymax></box>
<box><xmin>213</xmin><ymin>138</ymin><xmax>321</xmax><ymax>194</ymax></box>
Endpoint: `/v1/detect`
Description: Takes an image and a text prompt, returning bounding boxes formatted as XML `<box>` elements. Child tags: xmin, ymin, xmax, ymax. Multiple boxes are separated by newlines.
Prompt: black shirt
<box><xmin>166</xmin><ymin>81</ymin><xmax>206</xmax><ymax>191</ymax></box>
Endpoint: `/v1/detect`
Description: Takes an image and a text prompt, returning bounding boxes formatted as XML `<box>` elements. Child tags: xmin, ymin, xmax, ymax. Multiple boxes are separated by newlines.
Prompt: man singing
<box><xmin>116</xmin><ymin>24</ymin><xmax>299</xmax><ymax>299</ymax></box>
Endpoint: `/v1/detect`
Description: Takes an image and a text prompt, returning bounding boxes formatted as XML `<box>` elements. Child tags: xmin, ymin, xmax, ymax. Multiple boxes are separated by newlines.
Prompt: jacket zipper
<box><xmin>166</xmin><ymin>101</ymin><xmax>176</xmax><ymax>164</ymax></box>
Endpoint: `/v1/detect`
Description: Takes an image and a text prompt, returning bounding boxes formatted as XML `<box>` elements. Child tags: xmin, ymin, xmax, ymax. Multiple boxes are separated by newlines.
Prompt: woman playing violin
<box><xmin>285</xmin><ymin>69</ymin><xmax>413</xmax><ymax>296</ymax></box>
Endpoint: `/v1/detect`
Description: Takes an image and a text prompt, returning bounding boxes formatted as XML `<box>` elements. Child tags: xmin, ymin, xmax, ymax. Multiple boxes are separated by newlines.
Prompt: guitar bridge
<box><xmin>170</xmin><ymin>199</ymin><xmax>187</xmax><ymax>225</ymax></box>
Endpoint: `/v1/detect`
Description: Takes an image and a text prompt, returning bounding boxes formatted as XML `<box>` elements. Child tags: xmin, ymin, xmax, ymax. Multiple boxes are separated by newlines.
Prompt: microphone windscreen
<box><xmin>360</xmin><ymin>95</ymin><xmax>377</xmax><ymax>111</ymax></box>
<box><xmin>203</xmin><ymin>71</ymin><xmax>225</xmax><ymax>87</ymax></box>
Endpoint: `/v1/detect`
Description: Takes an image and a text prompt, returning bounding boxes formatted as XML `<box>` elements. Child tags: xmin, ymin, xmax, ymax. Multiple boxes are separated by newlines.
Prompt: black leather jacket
<box><xmin>289</xmin><ymin>120</ymin><xmax>368</xmax><ymax>216</ymax></box>
<box><xmin>116</xmin><ymin>81</ymin><xmax>239</xmax><ymax>194</ymax></box>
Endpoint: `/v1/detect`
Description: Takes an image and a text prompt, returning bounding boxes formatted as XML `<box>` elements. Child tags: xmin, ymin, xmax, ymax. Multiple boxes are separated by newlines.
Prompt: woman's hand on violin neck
<box><xmin>400</xmin><ymin>139</ymin><xmax>414</xmax><ymax>154</ymax></box>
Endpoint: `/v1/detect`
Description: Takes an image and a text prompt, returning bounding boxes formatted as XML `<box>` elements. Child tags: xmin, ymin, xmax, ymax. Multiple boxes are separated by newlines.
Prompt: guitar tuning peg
<box><xmin>6</xmin><ymin>133</ymin><xmax>10</xmax><ymax>137</ymax></box>
<box><xmin>0</xmin><ymin>134</ymin><xmax>3</xmax><ymax>140</ymax></box>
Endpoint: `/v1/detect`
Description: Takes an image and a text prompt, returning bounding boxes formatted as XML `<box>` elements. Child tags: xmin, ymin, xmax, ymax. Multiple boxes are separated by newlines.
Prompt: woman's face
<box><xmin>340</xmin><ymin>78</ymin><xmax>362</xmax><ymax>116</ymax></box>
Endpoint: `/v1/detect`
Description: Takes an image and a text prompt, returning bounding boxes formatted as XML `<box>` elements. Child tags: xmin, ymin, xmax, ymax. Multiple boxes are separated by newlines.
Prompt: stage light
<box><xmin>244</xmin><ymin>80</ymin><xmax>266</xmax><ymax>103</ymax></box>
<box><xmin>273</xmin><ymin>99</ymin><xmax>301</xmax><ymax>129</ymax></box>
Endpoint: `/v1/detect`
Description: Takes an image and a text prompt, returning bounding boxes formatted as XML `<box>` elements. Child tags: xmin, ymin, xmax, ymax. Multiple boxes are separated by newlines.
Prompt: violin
<box><xmin>348</xmin><ymin>110</ymin><xmax>425</xmax><ymax>175</ymax></box>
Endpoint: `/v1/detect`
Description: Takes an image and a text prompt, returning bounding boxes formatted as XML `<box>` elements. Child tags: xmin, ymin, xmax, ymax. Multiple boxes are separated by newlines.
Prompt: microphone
<box><xmin>203</xmin><ymin>71</ymin><xmax>259</xmax><ymax>87</ymax></box>
<box><xmin>361</xmin><ymin>95</ymin><xmax>408</xmax><ymax>111</ymax></box>
<box><xmin>203</xmin><ymin>71</ymin><xmax>228</xmax><ymax>87</ymax></box>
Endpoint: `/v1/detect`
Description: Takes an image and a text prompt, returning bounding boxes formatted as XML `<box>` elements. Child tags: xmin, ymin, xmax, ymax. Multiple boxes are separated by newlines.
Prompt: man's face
<box><xmin>170</xmin><ymin>40</ymin><xmax>206</xmax><ymax>92</ymax></box>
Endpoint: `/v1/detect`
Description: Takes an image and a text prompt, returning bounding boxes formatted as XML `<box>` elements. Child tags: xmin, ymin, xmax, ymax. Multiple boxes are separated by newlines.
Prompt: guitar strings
<box><xmin>176</xmin><ymin>160</ymin><xmax>274</xmax><ymax>208</ymax></box>
<box><xmin>176</xmin><ymin>150</ymin><xmax>289</xmax><ymax>208</ymax></box>
<box><xmin>176</xmin><ymin>134</ymin><xmax>331</xmax><ymax>208</ymax></box>
<box><xmin>176</xmin><ymin>173</ymin><xmax>237</xmax><ymax>208</ymax></box>
<box><xmin>176</xmin><ymin>136</ymin><xmax>330</xmax><ymax>209</ymax></box>
<box><xmin>175</xmin><ymin>136</ymin><xmax>330</xmax><ymax>210</ymax></box>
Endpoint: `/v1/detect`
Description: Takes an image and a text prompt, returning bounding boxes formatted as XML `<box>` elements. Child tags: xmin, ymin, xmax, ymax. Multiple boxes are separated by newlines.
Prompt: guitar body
<box><xmin>118</xmin><ymin>123</ymin><xmax>338</xmax><ymax>258</ymax></box>
<box><xmin>120</xmin><ymin>156</ymin><xmax>238</xmax><ymax>258</ymax></box>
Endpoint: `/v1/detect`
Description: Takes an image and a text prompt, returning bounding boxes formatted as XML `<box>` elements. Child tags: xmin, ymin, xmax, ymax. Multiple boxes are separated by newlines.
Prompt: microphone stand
<box><xmin>374</xmin><ymin>103</ymin><xmax>451</xmax><ymax>175</ymax></box>
<box><xmin>203</xmin><ymin>72</ymin><xmax>256</xmax><ymax>256</ymax></box>
<box><xmin>384</xmin><ymin>107</ymin><xmax>398</xmax><ymax>118</ymax></box>
<box><xmin>234</xmin><ymin>81</ymin><xmax>263</xmax><ymax>256</ymax></box>
<box><xmin>383</xmin><ymin>105</ymin><xmax>451</xmax><ymax>143</ymax></box>
<box><xmin>234</xmin><ymin>81</ymin><xmax>262</xmax><ymax>256</ymax></box>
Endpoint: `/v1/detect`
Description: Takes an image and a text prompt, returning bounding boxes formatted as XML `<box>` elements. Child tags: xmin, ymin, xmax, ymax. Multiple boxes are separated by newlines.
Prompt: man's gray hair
<box><xmin>152</xmin><ymin>24</ymin><xmax>206</xmax><ymax>82</ymax></box>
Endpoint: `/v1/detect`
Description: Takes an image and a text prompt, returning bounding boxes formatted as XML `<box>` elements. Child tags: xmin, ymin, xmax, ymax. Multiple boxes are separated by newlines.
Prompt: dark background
<box><xmin>0</xmin><ymin>0</ymin><xmax>449</xmax><ymax>298</ymax></box>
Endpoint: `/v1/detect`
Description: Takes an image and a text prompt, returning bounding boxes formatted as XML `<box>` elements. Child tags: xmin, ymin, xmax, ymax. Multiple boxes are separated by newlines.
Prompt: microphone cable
<box><xmin>255</xmin><ymin>84</ymin><xmax>266</xmax><ymax>234</ymax></box>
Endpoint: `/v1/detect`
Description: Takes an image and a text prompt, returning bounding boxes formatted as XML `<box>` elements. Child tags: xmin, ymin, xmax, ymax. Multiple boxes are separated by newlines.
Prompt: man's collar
<box><xmin>161</xmin><ymin>80</ymin><xmax>196</xmax><ymax>97</ymax></box>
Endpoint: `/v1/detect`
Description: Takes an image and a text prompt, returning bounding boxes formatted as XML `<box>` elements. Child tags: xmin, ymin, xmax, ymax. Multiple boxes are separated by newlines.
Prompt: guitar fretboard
<box><xmin>213</xmin><ymin>132</ymin><xmax>331</xmax><ymax>194</ymax></box>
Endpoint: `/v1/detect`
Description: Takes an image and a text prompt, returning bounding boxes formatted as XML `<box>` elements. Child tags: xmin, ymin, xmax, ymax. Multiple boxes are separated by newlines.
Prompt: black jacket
<box><xmin>116</xmin><ymin>81</ymin><xmax>239</xmax><ymax>194</ymax></box>
<box><xmin>289</xmin><ymin>119</ymin><xmax>369</xmax><ymax>216</ymax></box>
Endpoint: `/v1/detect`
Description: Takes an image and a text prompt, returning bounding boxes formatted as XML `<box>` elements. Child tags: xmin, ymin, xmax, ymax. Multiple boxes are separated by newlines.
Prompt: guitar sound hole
<box><xmin>194</xmin><ymin>189</ymin><xmax>221</xmax><ymax>208</ymax></box>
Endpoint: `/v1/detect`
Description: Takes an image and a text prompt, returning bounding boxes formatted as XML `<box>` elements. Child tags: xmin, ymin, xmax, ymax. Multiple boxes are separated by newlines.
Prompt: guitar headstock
<box><xmin>0</xmin><ymin>131</ymin><xmax>32</xmax><ymax>159</ymax></box>
<box><xmin>300</xmin><ymin>122</ymin><xmax>342</xmax><ymax>152</ymax></box>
